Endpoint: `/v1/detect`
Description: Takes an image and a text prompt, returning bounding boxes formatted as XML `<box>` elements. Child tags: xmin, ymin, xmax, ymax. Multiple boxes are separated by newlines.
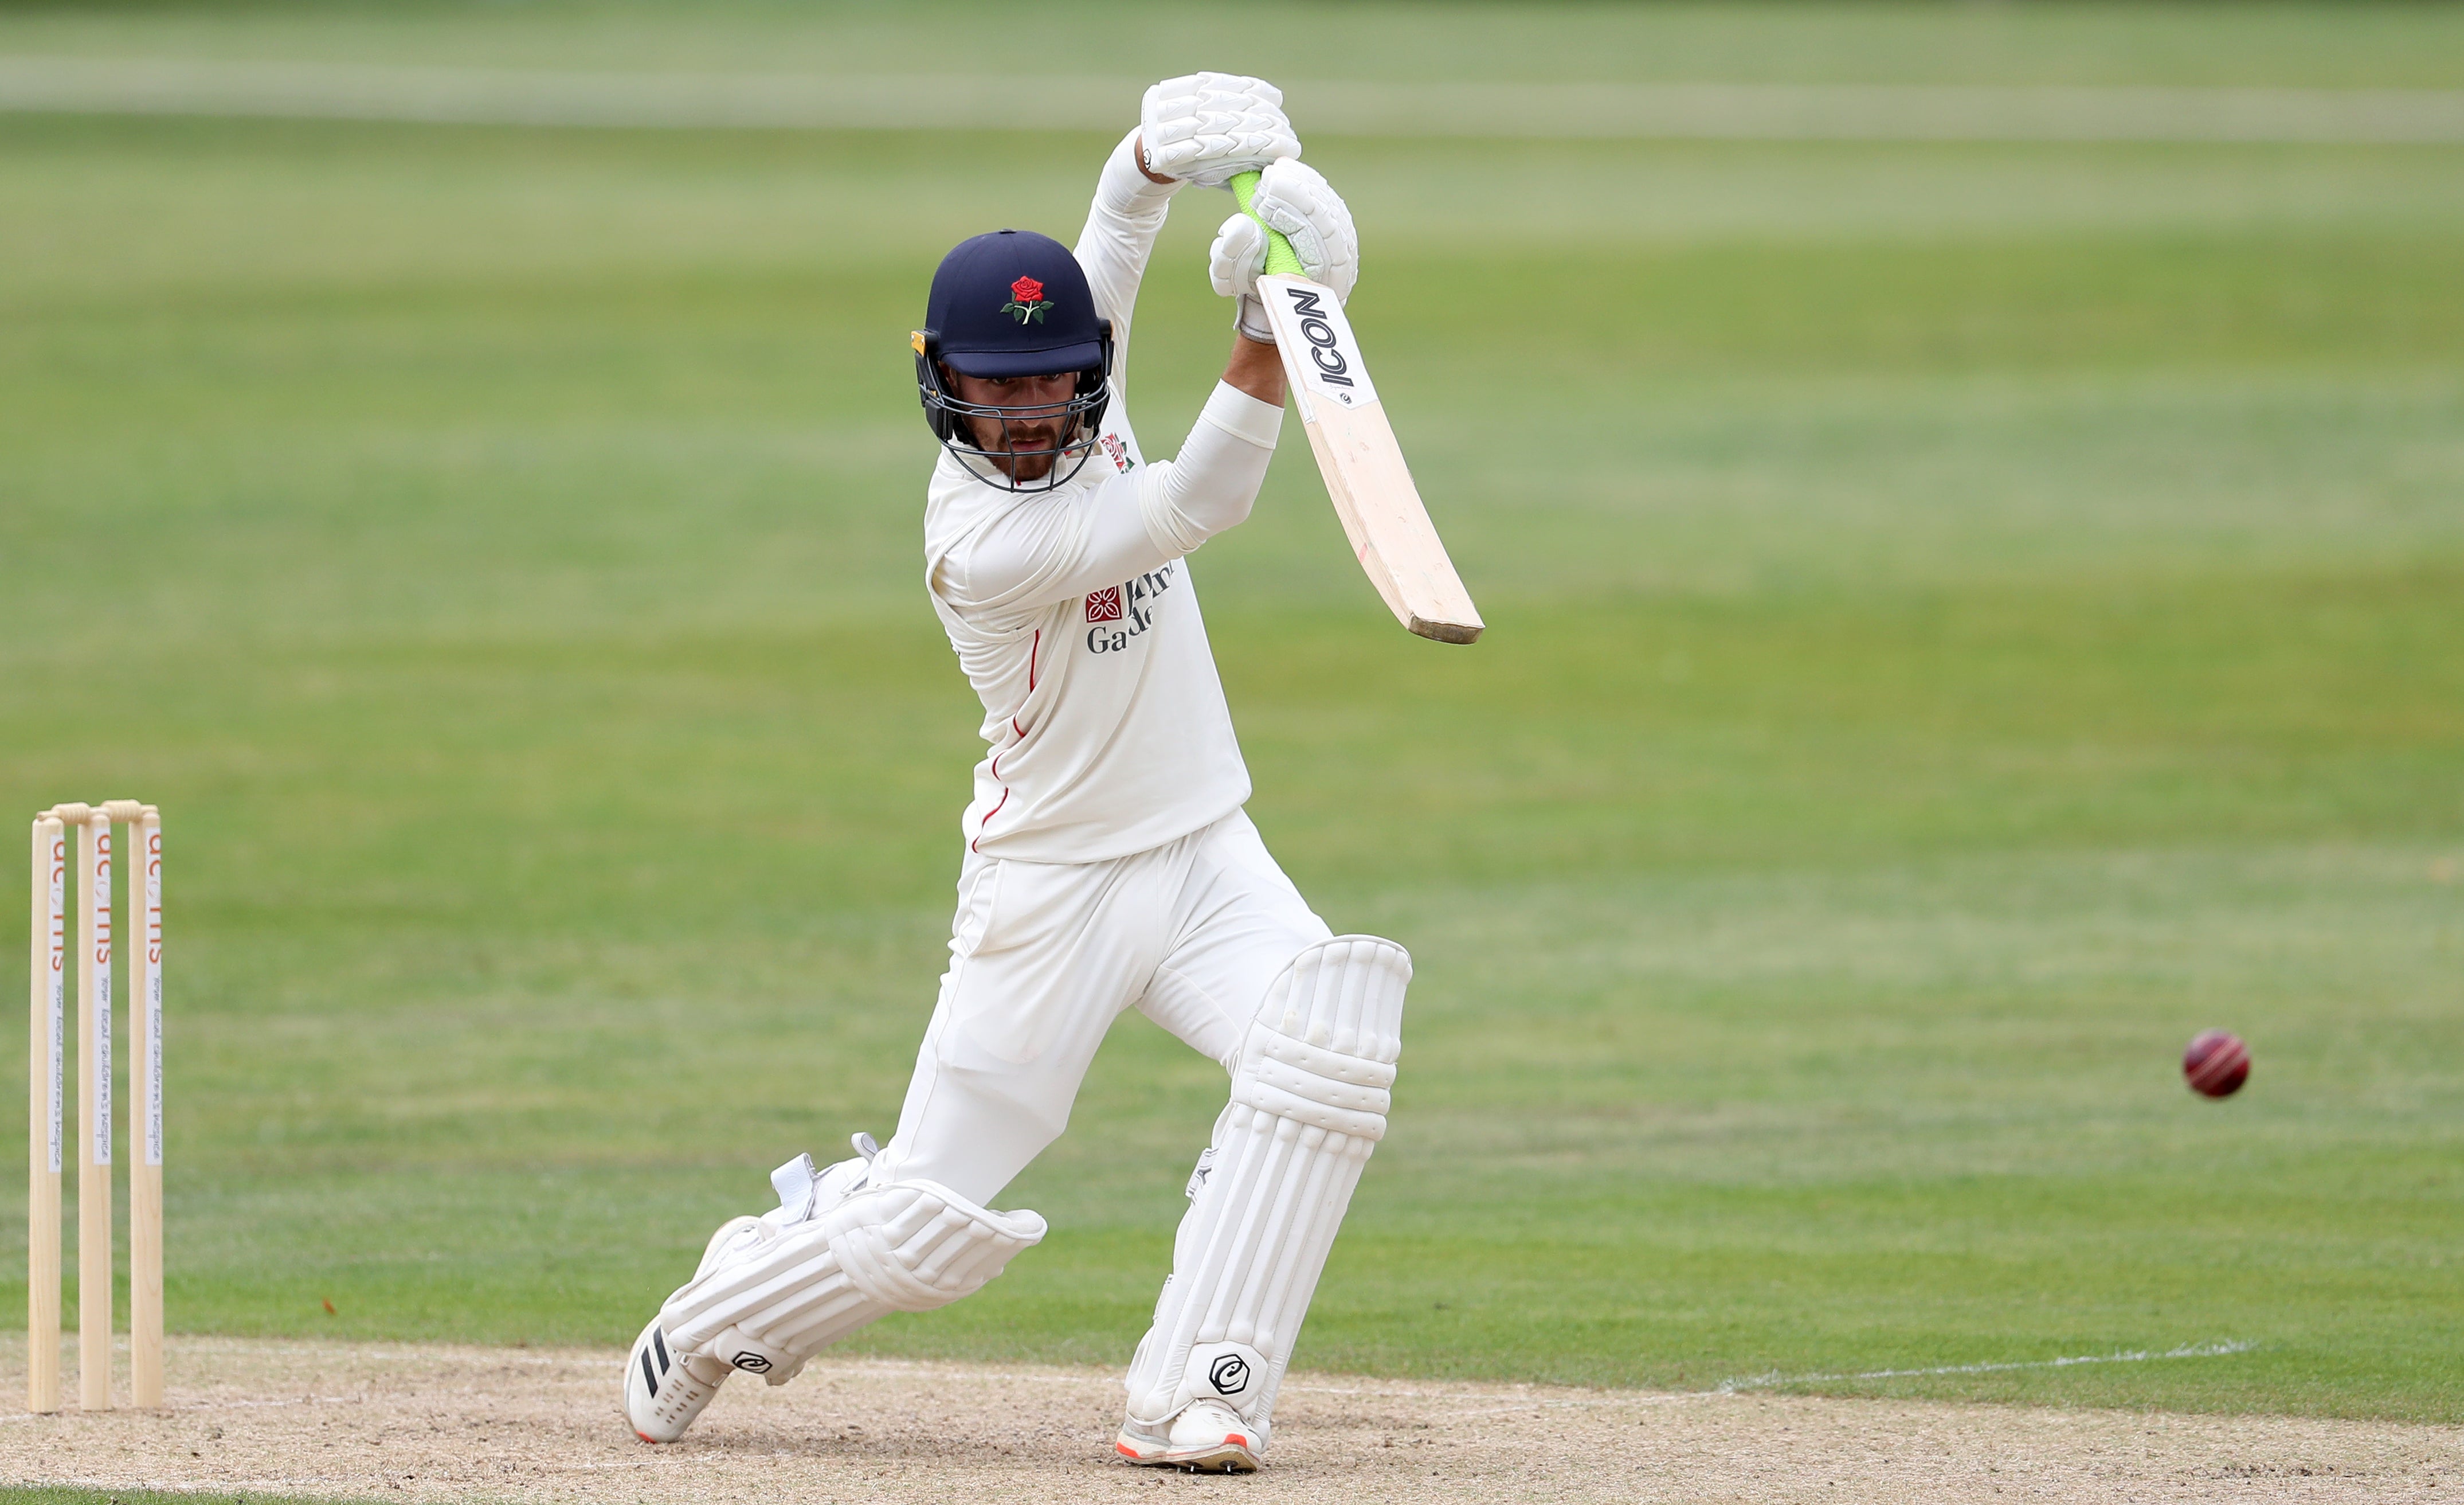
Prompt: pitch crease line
<box><xmin>1715</xmin><ymin>1339</ymin><xmax>2256</xmax><ymax>1393</ymax></box>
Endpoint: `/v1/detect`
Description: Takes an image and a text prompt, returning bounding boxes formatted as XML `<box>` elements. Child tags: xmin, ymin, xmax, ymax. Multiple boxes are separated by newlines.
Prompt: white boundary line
<box><xmin>1717</xmin><ymin>1340</ymin><xmax>2257</xmax><ymax>1394</ymax></box>
<box><xmin>1</xmin><ymin>59</ymin><xmax>2461</xmax><ymax>143</ymax></box>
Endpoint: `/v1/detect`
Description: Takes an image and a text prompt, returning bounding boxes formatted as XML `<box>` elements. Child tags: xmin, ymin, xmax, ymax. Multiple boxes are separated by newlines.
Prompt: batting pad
<box><xmin>1123</xmin><ymin>934</ymin><xmax>1409</xmax><ymax>1432</ymax></box>
<box><xmin>661</xmin><ymin>1178</ymin><xmax>1046</xmax><ymax>1379</ymax></box>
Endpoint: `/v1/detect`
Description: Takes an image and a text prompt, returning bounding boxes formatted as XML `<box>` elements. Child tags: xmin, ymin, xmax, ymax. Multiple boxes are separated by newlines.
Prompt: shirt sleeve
<box><xmin>1072</xmin><ymin>130</ymin><xmax>1181</xmax><ymax>394</ymax></box>
<box><xmin>933</xmin><ymin>383</ymin><xmax>1284</xmax><ymax>614</ymax></box>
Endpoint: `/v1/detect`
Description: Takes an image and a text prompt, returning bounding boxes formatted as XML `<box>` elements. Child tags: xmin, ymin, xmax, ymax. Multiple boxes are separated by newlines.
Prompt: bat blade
<box><xmin>1256</xmin><ymin>273</ymin><xmax>1483</xmax><ymax>644</ymax></box>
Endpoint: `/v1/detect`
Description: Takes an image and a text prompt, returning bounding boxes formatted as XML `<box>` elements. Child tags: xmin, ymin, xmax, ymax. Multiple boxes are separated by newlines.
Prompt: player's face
<box><xmin>948</xmin><ymin>369</ymin><xmax>1080</xmax><ymax>482</ymax></box>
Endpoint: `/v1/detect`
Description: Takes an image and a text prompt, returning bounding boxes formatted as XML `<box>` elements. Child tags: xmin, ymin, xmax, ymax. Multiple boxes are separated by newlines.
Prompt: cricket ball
<box><xmin>2183</xmin><ymin>1030</ymin><xmax>2250</xmax><ymax>1098</ymax></box>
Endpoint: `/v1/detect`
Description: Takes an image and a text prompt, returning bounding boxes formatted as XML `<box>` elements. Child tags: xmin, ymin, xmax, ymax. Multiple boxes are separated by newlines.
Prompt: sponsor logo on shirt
<box><xmin>1086</xmin><ymin>564</ymin><xmax>1176</xmax><ymax>654</ymax></box>
<box><xmin>1099</xmin><ymin>432</ymin><xmax>1137</xmax><ymax>474</ymax></box>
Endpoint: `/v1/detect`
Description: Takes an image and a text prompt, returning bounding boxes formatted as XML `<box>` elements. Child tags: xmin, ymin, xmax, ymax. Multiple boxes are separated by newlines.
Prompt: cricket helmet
<box><xmin>913</xmin><ymin>229</ymin><xmax>1114</xmax><ymax>491</ymax></box>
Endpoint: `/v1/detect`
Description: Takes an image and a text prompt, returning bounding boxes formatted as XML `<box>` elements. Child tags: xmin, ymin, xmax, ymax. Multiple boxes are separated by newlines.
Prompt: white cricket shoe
<box><xmin>624</xmin><ymin>1315</ymin><xmax>731</xmax><ymax>1443</ymax></box>
<box><xmin>621</xmin><ymin>1214</ymin><xmax>761</xmax><ymax>1443</ymax></box>
<box><xmin>1115</xmin><ymin>1400</ymin><xmax>1264</xmax><ymax>1473</ymax></box>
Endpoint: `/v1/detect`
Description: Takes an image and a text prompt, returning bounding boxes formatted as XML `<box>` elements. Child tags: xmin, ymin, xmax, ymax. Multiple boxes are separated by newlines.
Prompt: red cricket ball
<box><xmin>2183</xmin><ymin>1030</ymin><xmax>2250</xmax><ymax>1098</ymax></box>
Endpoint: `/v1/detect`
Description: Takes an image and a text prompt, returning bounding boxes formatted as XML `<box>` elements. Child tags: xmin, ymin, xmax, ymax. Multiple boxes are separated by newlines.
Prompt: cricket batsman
<box><xmin>622</xmin><ymin>74</ymin><xmax>1404</xmax><ymax>1474</ymax></box>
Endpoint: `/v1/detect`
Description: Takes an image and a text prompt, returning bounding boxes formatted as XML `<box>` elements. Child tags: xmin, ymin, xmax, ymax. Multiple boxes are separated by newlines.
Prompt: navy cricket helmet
<box><xmin>912</xmin><ymin>229</ymin><xmax>1114</xmax><ymax>491</ymax></box>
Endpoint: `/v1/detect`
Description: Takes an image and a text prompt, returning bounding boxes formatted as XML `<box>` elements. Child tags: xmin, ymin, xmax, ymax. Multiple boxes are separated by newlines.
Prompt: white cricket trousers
<box><xmin>868</xmin><ymin>810</ymin><xmax>1331</xmax><ymax>1205</ymax></box>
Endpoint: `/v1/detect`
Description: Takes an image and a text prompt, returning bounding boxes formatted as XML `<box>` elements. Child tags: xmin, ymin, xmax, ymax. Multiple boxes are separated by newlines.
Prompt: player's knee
<box><xmin>1232</xmin><ymin>933</ymin><xmax>1410</xmax><ymax>1132</ymax></box>
<box><xmin>1260</xmin><ymin>934</ymin><xmax>1410</xmax><ymax>1053</ymax></box>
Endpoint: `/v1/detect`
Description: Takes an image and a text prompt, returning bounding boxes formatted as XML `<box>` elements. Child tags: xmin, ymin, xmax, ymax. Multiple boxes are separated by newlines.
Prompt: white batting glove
<box><xmin>1141</xmin><ymin>72</ymin><xmax>1300</xmax><ymax>189</ymax></box>
<box><xmin>1209</xmin><ymin>158</ymin><xmax>1361</xmax><ymax>341</ymax></box>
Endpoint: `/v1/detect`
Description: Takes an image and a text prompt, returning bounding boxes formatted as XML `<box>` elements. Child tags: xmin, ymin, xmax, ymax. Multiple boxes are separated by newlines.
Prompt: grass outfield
<box><xmin>3</xmin><ymin>2</ymin><xmax>2461</xmax><ymax>1425</ymax></box>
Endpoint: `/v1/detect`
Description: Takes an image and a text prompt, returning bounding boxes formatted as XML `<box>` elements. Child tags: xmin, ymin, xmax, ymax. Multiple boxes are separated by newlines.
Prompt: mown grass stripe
<box><xmin>3</xmin><ymin>60</ymin><xmax>2462</xmax><ymax>143</ymax></box>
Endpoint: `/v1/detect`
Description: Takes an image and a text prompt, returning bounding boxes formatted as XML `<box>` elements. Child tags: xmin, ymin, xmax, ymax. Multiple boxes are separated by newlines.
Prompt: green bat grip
<box><xmin>1229</xmin><ymin>169</ymin><xmax>1307</xmax><ymax>277</ymax></box>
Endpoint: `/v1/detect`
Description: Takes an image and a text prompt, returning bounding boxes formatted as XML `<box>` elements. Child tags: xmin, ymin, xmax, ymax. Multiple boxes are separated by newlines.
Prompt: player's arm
<box><xmin>933</xmin><ymin>380</ymin><xmax>1283</xmax><ymax>612</ymax></box>
<box><xmin>1114</xmin><ymin>164</ymin><xmax>1363</xmax><ymax>551</ymax></box>
<box><xmin>1071</xmin><ymin>131</ymin><xmax>1178</xmax><ymax>346</ymax></box>
<box><xmin>1221</xmin><ymin>330</ymin><xmax>1284</xmax><ymax>407</ymax></box>
<box><xmin>1074</xmin><ymin>75</ymin><xmax>1299</xmax><ymax>373</ymax></box>
<box><xmin>938</xmin><ymin>165</ymin><xmax>1364</xmax><ymax>608</ymax></box>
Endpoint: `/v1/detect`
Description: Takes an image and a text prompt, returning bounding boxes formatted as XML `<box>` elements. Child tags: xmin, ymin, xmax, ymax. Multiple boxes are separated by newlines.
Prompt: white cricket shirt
<box><xmin>923</xmin><ymin>134</ymin><xmax>1282</xmax><ymax>863</ymax></box>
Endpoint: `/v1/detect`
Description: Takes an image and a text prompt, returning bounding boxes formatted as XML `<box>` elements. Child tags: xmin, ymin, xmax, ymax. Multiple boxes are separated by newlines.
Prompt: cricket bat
<box><xmin>1232</xmin><ymin>171</ymin><xmax>1483</xmax><ymax>645</ymax></box>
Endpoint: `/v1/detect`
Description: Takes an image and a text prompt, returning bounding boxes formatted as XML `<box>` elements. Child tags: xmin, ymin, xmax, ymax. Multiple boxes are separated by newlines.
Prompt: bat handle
<box><xmin>1229</xmin><ymin>169</ymin><xmax>1307</xmax><ymax>277</ymax></box>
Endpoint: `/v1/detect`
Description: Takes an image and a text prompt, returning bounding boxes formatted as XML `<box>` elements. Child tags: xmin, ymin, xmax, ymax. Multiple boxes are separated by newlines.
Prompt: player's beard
<box><xmin>974</xmin><ymin>415</ymin><xmax>1065</xmax><ymax>483</ymax></box>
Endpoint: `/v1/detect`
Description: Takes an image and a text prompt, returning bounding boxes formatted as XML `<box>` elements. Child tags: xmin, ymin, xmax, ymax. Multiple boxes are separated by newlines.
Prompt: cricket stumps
<box><xmin>29</xmin><ymin>800</ymin><xmax>163</xmax><ymax>1413</ymax></box>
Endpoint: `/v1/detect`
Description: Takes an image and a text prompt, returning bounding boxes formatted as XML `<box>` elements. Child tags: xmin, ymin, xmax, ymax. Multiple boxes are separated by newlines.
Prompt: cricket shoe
<box><xmin>621</xmin><ymin>1214</ymin><xmax>761</xmax><ymax>1443</ymax></box>
<box><xmin>624</xmin><ymin>1316</ymin><xmax>733</xmax><ymax>1443</ymax></box>
<box><xmin>1115</xmin><ymin>1400</ymin><xmax>1265</xmax><ymax>1473</ymax></box>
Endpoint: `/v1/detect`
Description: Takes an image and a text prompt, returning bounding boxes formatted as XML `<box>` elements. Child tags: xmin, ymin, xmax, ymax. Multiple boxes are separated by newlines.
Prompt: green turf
<box><xmin>3</xmin><ymin>1</ymin><xmax>2461</xmax><ymax>1428</ymax></box>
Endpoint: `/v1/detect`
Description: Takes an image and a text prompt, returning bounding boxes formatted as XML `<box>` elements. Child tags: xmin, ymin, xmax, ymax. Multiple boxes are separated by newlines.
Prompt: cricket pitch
<box><xmin>3</xmin><ymin>1337</ymin><xmax>2456</xmax><ymax>1503</ymax></box>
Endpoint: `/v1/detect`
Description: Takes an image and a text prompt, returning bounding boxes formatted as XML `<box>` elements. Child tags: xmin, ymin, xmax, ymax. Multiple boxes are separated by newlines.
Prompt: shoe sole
<box><xmin>1117</xmin><ymin>1437</ymin><xmax>1260</xmax><ymax>1473</ymax></box>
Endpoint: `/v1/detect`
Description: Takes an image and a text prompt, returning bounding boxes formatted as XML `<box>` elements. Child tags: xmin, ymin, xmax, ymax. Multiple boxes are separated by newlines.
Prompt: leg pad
<box><xmin>1123</xmin><ymin>935</ymin><xmax>1409</xmax><ymax>1436</ymax></box>
<box><xmin>663</xmin><ymin>1178</ymin><xmax>1045</xmax><ymax>1377</ymax></box>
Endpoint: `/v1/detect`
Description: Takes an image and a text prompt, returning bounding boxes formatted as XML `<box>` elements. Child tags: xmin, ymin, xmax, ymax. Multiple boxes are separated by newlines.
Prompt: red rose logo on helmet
<box><xmin>1002</xmin><ymin>276</ymin><xmax>1051</xmax><ymax>325</ymax></box>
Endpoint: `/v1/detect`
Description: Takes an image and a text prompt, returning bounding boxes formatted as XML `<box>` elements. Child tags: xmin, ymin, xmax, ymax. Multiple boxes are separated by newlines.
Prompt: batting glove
<box><xmin>1210</xmin><ymin>158</ymin><xmax>1360</xmax><ymax>341</ymax></box>
<box><xmin>1141</xmin><ymin>72</ymin><xmax>1300</xmax><ymax>189</ymax></box>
